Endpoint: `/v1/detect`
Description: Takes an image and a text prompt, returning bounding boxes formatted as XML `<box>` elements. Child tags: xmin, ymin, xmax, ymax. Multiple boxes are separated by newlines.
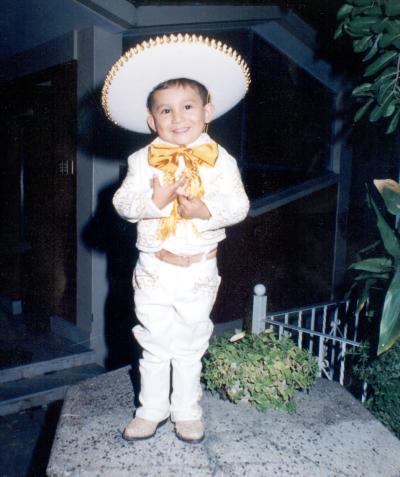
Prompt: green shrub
<box><xmin>335</xmin><ymin>0</ymin><xmax>400</xmax><ymax>134</ymax></box>
<box><xmin>355</xmin><ymin>341</ymin><xmax>400</xmax><ymax>438</ymax></box>
<box><xmin>202</xmin><ymin>331</ymin><xmax>319</xmax><ymax>413</ymax></box>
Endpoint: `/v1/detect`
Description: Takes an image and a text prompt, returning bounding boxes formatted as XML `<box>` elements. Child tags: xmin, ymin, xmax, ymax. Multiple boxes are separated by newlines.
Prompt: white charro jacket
<box><xmin>112</xmin><ymin>133</ymin><xmax>250</xmax><ymax>253</ymax></box>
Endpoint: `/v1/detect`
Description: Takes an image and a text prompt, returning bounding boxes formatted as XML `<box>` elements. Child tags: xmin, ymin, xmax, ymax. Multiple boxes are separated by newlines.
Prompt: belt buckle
<box><xmin>183</xmin><ymin>255</ymin><xmax>191</xmax><ymax>267</ymax></box>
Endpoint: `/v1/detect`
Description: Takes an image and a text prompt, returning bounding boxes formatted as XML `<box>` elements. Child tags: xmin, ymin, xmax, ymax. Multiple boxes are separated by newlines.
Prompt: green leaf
<box><xmin>381</xmin><ymin>186</ymin><xmax>400</xmax><ymax>215</ymax></box>
<box><xmin>357</xmin><ymin>278</ymin><xmax>377</xmax><ymax>313</ymax></box>
<box><xmin>348</xmin><ymin>16</ymin><xmax>381</xmax><ymax>37</ymax></box>
<box><xmin>374</xmin><ymin>66</ymin><xmax>397</xmax><ymax>87</ymax></box>
<box><xmin>372</xmin><ymin>17</ymin><xmax>389</xmax><ymax>34</ymax></box>
<box><xmin>384</xmin><ymin>102</ymin><xmax>396</xmax><ymax>118</ymax></box>
<box><xmin>337</xmin><ymin>3</ymin><xmax>353</xmax><ymax>20</ymax></box>
<box><xmin>349</xmin><ymin>257</ymin><xmax>393</xmax><ymax>273</ymax></box>
<box><xmin>353</xmin><ymin>5</ymin><xmax>383</xmax><ymax>16</ymax></box>
<box><xmin>350</xmin><ymin>16</ymin><xmax>381</xmax><ymax>27</ymax></box>
<box><xmin>377</xmin><ymin>79</ymin><xmax>396</xmax><ymax>104</ymax></box>
<box><xmin>334</xmin><ymin>21</ymin><xmax>346</xmax><ymax>40</ymax></box>
<box><xmin>363</xmin><ymin>33</ymin><xmax>383</xmax><ymax>61</ymax></box>
<box><xmin>385</xmin><ymin>19</ymin><xmax>400</xmax><ymax>35</ymax></box>
<box><xmin>354</xmin><ymin>272</ymin><xmax>390</xmax><ymax>281</ymax></box>
<box><xmin>369</xmin><ymin>103</ymin><xmax>384</xmax><ymax>122</ymax></box>
<box><xmin>353</xmin><ymin>0</ymin><xmax>376</xmax><ymax>6</ymax></box>
<box><xmin>386</xmin><ymin>107</ymin><xmax>400</xmax><ymax>134</ymax></box>
<box><xmin>385</xmin><ymin>1</ymin><xmax>400</xmax><ymax>17</ymax></box>
<box><xmin>354</xmin><ymin>35</ymin><xmax>373</xmax><ymax>52</ymax></box>
<box><xmin>369</xmin><ymin>195</ymin><xmax>400</xmax><ymax>258</ymax></box>
<box><xmin>345</xmin><ymin>25</ymin><xmax>371</xmax><ymax>37</ymax></box>
<box><xmin>380</xmin><ymin>32</ymin><xmax>400</xmax><ymax>48</ymax></box>
<box><xmin>352</xmin><ymin>82</ymin><xmax>374</xmax><ymax>96</ymax></box>
<box><xmin>364</xmin><ymin>51</ymin><xmax>398</xmax><ymax>76</ymax></box>
<box><xmin>378</xmin><ymin>268</ymin><xmax>400</xmax><ymax>355</ymax></box>
<box><xmin>358</xmin><ymin>240</ymin><xmax>381</xmax><ymax>255</ymax></box>
<box><xmin>354</xmin><ymin>98</ymin><xmax>374</xmax><ymax>121</ymax></box>
<box><xmin>369</xmin><ymin>91</ymin><xmax>395</xmax><ymax>121</ymax></box>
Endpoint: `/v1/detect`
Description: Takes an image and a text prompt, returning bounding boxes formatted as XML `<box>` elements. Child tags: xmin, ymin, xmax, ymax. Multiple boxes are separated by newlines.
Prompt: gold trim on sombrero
<box><xmin>101</xmin><ymin>33</ymin><xmax>251</xmax><ymax>126</ymax></box>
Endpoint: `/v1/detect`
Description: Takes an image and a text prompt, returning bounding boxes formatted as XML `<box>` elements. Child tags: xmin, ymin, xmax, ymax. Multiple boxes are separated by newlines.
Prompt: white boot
<box><xmin>175</xmin><ymin>420</ymin><xmax>205</xmax><ymax>443</ymax></box>
<box><xmin>122</xmin><ymin>417</ymin><xmax>166</xmax><ymax>441</ymax></box>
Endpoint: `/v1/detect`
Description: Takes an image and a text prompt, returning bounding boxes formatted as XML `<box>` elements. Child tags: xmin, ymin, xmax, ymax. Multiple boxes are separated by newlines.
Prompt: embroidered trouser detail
<box><xmin>132</xmin><ymin>252</ymin><xmax>220</xmax><ymax>422</ymax></box>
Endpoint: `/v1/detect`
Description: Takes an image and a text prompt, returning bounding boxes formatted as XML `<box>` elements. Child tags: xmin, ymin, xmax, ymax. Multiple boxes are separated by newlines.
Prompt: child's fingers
<box><xmin>178</xmin><ymin>175</ymin><xmax>189</xmax><ymax>188</ymax></box>
<box><xmin>174</xmin><ymin>176</ymin><xmax>189</xmax><ymax>196</ymax></box>
<box><xmin>177</xmin><ymin>194</ymin><xmax>188</xmax><ymax>204</ymax></box>
<box><xmin>170</xmin><ymin>177</ymin><xmax>184</xmax><ymax>190</ymax></box>
<box><xmin>176</xmin><ymin>187</ymin><xmax>188</xmax><ymax>196</ymax></box>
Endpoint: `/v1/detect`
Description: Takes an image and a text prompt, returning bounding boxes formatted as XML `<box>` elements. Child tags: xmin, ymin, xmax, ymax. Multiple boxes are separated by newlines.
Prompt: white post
<box><xmin>251</xmin><ymin>284</ymin><xmax>267</xmax><ymax>335</ymax></box>
<box><xmin>339</xmin><ymin>323</ymin><xmax>348</xmax><ymax>386</ymax></box>
<box><xmin>361</xmin><ymin>381</ymin><xmax>368</xmax><ymax>403</ymax></box>
<box><xmin>308</xmin><ymin>308</ymin><xmax>315</xmax><ymax>352</ymax></box>
<box><xmin>317</xmin><ymin>336</ymin><xmax>324</xmax><ymax>378</ymax></box>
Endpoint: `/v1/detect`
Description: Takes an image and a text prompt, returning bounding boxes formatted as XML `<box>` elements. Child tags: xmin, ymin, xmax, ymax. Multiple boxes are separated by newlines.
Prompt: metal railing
<box><xmin>251</xmin><ymin>284</ymin><xmax>368</xmax><ymax>401</ymax></box>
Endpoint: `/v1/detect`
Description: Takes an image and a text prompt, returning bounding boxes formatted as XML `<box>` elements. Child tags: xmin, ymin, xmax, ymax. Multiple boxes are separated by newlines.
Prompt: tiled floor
<box><xmin>0</xmin><ymin>401</ymin><xmax>62</xmax><ymax>477</ymax></box>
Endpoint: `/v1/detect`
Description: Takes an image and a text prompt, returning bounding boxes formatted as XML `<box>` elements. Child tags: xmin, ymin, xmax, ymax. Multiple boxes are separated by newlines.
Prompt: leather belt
<box><xmin>155</xmin><ymin>248</ymin><xmax>217</xmax><ymax>267</ymax></box>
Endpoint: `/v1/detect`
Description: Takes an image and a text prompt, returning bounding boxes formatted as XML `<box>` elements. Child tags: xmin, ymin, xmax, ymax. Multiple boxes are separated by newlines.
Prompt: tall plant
<box><xmin>348</xmin><ymin>180</ymin><xmax>400</xmax><ymax>354</ymax></box>
<box><xmin>335</xmin><ymin>0</ymin><xmax>400</xmax><ymax>134</ymax></box>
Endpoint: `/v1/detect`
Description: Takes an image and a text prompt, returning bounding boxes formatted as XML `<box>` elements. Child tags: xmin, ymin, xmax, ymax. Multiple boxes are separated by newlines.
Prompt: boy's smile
<box><xmin>147</xmin><ymin>85</ymin><xmax>214</xmax><ymax>146</ymax></box>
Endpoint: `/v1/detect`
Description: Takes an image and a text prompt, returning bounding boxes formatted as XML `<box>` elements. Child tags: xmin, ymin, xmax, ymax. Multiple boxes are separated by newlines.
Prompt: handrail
<box><xmin>264</xmin><ymin>318</ymin><xmax>360</xmax><ymax>347</ymax></box>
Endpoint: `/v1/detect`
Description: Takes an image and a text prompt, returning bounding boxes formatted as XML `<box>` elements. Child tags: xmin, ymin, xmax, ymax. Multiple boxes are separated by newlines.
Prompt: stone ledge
<box><xmin>47</xmin><ymin>366</ymin><xmax>400</xmax><ymax>477</ymax></box>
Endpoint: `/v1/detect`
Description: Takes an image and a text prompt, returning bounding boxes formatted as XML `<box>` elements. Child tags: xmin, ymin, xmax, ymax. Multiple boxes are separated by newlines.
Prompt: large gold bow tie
<box><xmin>148</xmin><ymin>143</ymin><xmax>219</xmax><ymax>172</ymax></box>
<box><xmin>147</xmin><ymin>142</ymin><xmax>219</xmax><ymax>240</ymax></box>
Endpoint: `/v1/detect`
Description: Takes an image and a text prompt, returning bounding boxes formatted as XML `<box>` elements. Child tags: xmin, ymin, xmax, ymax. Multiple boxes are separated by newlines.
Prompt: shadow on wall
<box><xmin>79</xmin><ymin>87</ymin><xmax>148</xmax><ymax>381</ymax></box>
<box><xmin>81</xmin><ymin>180</ymin><xmax>139</xmax><ymax>371</ymax></box>
<box><xmin>78</xmin><ymin>86</ymin><xmax>151</xmax><ymax>160</ymax></box>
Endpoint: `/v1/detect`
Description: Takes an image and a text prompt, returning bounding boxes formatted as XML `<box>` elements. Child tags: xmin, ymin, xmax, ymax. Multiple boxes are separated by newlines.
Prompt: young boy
<box><xmin>102</xmin><ymin>34</ymin><xmax>250</xmax><ymax>443</ymax></box>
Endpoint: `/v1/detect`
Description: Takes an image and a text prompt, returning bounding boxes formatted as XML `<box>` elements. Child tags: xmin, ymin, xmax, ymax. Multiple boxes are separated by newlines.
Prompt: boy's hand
<box><xmin>177</xmin><ymin>194</ymin><xmax>211</xmax><ymax>220</ymax></box>
<box><xmin>152</xmin><ymin>175</ymin><xmax>188</xmax><ymax>210</ymax></box>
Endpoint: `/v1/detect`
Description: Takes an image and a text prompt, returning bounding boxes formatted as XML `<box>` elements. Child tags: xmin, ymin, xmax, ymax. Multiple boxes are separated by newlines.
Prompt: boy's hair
<box><xmin>146</xmin><ymin>78</ymin><xmax>209</xmax><ymax>111</ymax></box>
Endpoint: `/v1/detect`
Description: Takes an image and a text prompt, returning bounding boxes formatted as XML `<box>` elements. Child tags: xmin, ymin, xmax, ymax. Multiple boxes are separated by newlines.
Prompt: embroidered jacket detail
<box><xmin>112</xmin><ymin>133</ymin><xmax>250</xmax><ymax>252</ymax></box>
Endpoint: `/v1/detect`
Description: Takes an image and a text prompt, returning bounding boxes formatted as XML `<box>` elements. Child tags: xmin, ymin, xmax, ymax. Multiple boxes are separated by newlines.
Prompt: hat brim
<box><xmin>102</xmin><ymin>34</ymin><xmax>250</xmax><ymax>133</ymax></box>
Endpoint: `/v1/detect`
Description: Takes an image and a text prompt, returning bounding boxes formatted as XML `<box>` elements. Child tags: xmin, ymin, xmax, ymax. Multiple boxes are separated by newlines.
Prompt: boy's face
<box><xmin>147</xmin><ymin>84</ymin><xmax>214</xmax><ymax>145</ymax></box>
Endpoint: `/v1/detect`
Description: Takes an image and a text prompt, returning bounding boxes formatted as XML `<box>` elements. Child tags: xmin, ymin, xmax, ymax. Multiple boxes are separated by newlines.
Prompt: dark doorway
<box><xmin>0</xmin><ymin>62</ymin><xmax>77</xmax><ymax>327</ymax></box>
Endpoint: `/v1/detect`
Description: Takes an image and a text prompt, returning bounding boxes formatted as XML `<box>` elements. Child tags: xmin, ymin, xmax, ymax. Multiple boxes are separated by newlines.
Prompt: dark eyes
<box><xmin>160</xmin><ymin>104</ymin><xmax>193</xmax><ymax>114</ymax></box>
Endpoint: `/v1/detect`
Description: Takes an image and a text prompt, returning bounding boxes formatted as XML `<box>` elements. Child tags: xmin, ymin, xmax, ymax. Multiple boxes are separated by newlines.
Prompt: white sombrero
<box><xmin>102</xmin><ymin>33</ymin><xmax>250</xmax><ymax>133</ymax></box>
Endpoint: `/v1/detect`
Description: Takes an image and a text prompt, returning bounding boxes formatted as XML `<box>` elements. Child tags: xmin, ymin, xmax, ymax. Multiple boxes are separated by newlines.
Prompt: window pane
<box><xmin>243</xmin><ymin>34</ymin><xmax>334</xmax><ymax>200</ymax></box>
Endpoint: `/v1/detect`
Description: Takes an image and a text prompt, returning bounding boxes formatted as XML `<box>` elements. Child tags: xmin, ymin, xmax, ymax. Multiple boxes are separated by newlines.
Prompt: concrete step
<box><xmin>47</xmin><ymin>367</ymin><xmax>400</xmax><ymax>477</ymax></box>
<box><xmin>0</xmin><ymin>363</ymin><xmax>105</xmax><ymax>416</ymax></box>
<box><xmin>0</xmin><ymin>350</ymin><xmax>97</xmax><ymax>384</ymax></box>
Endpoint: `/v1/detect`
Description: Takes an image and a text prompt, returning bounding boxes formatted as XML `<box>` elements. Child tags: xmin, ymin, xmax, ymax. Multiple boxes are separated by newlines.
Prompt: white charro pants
<box><xmin>132</xmin><ymin>251</ymin><xmax>220</xmax><ymax>422</ymax></box>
